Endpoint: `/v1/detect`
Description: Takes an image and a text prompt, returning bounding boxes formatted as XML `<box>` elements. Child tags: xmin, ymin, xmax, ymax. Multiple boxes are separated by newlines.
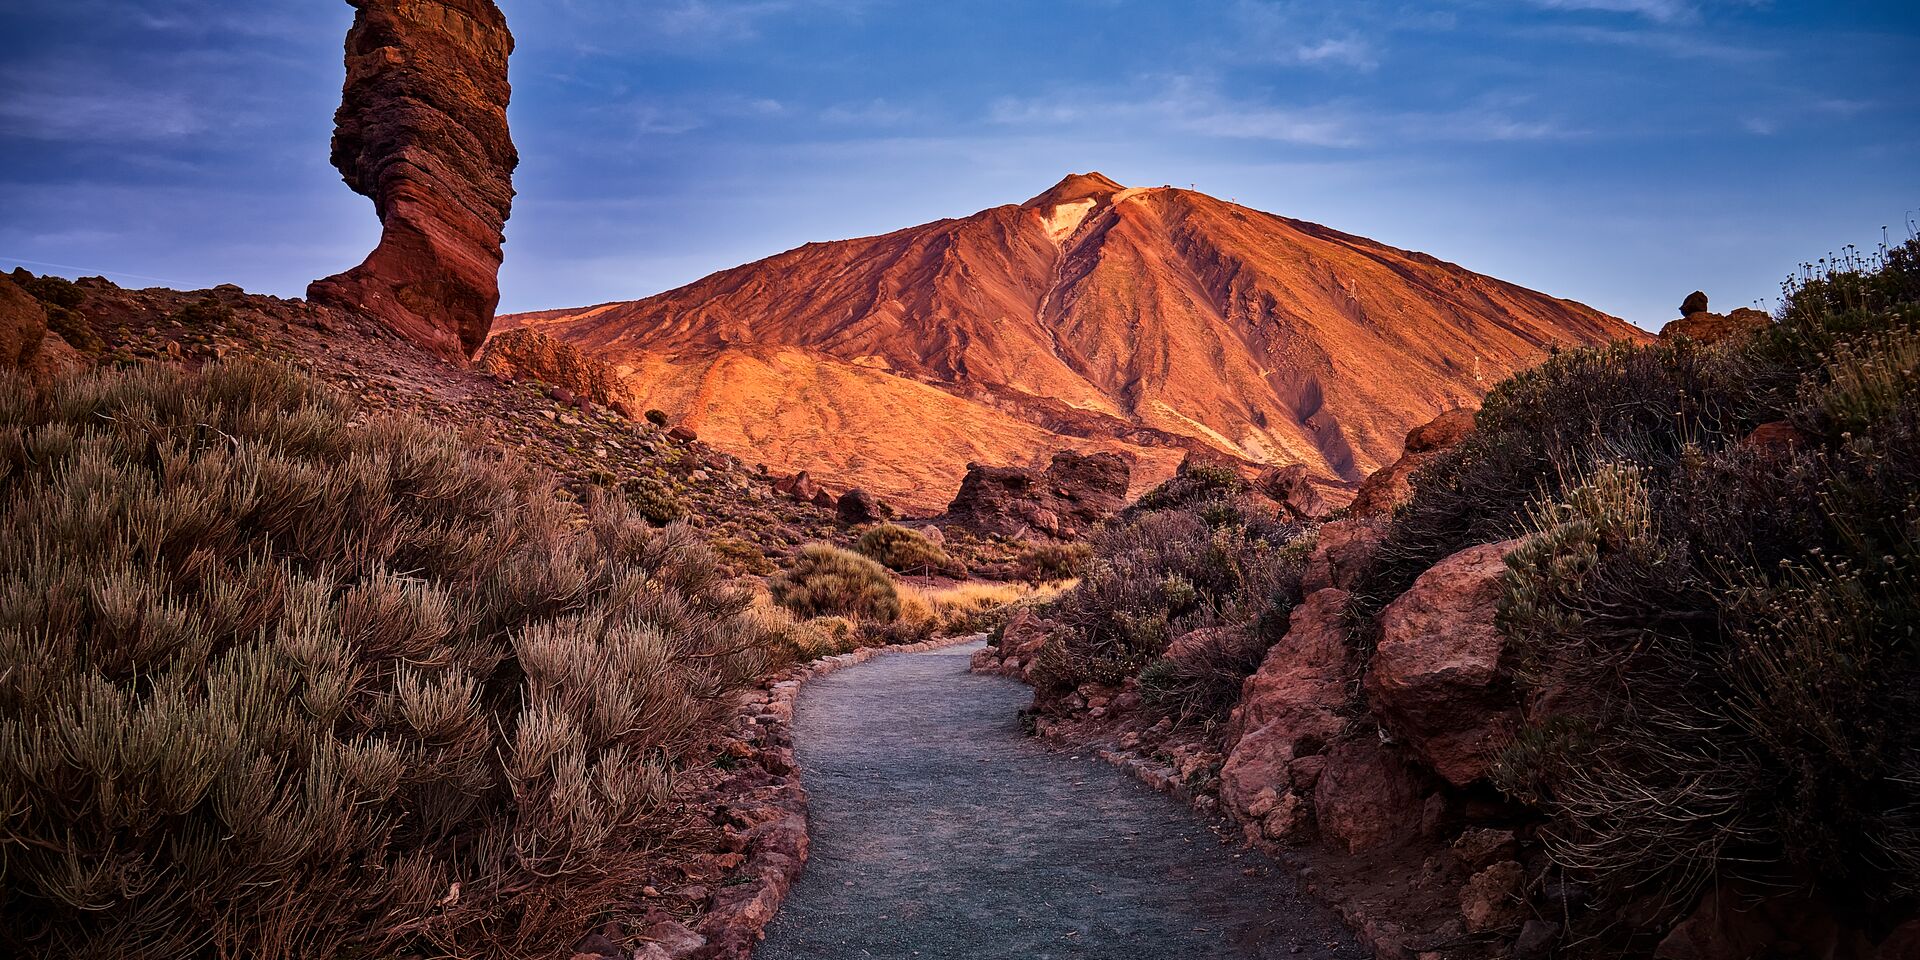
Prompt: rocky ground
<box><xmin>755</xmin><ymin>641</ymin><xmax>1365</xmax><ymax>960</ymax></box>
<box><xmin>2</xmin><ymin>271</ymin><xmax>1057</xmax><ymax>575</ymax></box>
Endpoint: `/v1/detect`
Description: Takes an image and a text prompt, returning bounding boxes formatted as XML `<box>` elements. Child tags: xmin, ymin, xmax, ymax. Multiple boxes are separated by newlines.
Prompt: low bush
<box><xmin>856</xmin><ymin>523</ymin><xmax>964</xmax><ymax>577</ymax></box>
<box><xmin>1015</xmin><ymin>540</ymin><xmax>1092</xmax><ymax>582</ymax></box>
<box><xmin>1039</xmin><ymin>490</ymin><xmax>1303</xmax><ymax>697</ymax></box>
<box><xmin>0</xmin><ymin>361</ymin><xmax>774</xmax><ymax>958</ymax></box>
<box><xmin>623</xmin><ymin>473</ymin><xmax>686</xmax><ymax>525</ymax></box>
<box><xmin>769</xmin><ymin>543</ymin><xmax>901</xmax><ymax>622</ymax></box>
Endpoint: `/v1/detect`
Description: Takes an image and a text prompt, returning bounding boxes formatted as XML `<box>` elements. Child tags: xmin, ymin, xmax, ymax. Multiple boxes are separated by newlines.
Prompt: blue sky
<box><xmin>2</xmin><ymin>1</ymin><xmax>1916</xmax><ymax>329</ymax></box>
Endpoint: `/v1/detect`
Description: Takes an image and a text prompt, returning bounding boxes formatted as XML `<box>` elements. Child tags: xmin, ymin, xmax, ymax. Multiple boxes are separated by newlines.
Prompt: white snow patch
<box><xmin>1042</xmin><ymin>199</ymin><xmax>1098</xmax><ymax>242</ymax></box>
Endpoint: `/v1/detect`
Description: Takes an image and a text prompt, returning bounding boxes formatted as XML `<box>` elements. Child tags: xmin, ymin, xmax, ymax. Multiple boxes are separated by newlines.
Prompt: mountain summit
<box><xmin>502</xmin><ymin>175</ymin><xmax>1643</xmax><ymax>510</ymax></box>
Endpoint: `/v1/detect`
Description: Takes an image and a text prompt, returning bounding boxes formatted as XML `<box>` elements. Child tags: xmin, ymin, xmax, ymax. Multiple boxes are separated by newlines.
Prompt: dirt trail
<box><xmin>754</xmin><ymin>641</ymin><xmax>1364</xmax><ymax>960</ymax></box>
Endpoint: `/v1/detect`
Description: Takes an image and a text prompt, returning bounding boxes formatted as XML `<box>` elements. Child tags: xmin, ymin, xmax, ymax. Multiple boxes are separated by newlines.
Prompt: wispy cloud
<box><xmin>1527</xmin><ymin>0</ymin><xmax>1700</xmax><ymax>23</ymax></box>
<box><xmin>0</xmin><ymin>80</ymin><xmax>205</xmax><ymax>142</ymax></box>
<box><xmin>988</xmin><ymin>76</ymin><xmax>1576</xmax><ymax>149</ymax></box>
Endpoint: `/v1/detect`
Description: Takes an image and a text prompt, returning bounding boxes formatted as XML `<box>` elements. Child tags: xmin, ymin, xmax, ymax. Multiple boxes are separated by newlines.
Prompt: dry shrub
<box><xmin>0</xmin><ymin>361</ymin><xmax>774</xmax><ymax>959</ymax></box>
<box><xmin>769</xmin><ymin>543</ymin><xmax>901</xmax><ymax>622</ymax></box>
<box><xmin>855</xmin><ymin>523</ymin><xmax>963</xmax><ymax>577</ymax></box>
<box><xmin>1015</xmin><ymin>540</ymin><xmax>1092</xmax><ymax>583</ymax></box>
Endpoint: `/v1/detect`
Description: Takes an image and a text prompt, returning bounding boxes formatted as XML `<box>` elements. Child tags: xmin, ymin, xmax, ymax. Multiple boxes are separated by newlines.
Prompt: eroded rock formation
<box><xmin>0</xmin><ymin>276</ymin><xmax>80</xmax><ymax>385</ymax></box>
<box><xmin>944</xmin><ymin>451</ymin><xmax>1131</xmax><ymax>540</ymax></box>
<box><xmin>478</xmin><ymin>329</ymin><xmax>631</xmax><ymax>409</ymax></box>
<box><xmin>310</xmin><ymin>0</ymin><xmax>518</xmax><ymax>361</ymax></box>
<box><xmin>1659</xmin><ymin>291</ymin><xmax>1772</xmax><ymax>345</ymax></box>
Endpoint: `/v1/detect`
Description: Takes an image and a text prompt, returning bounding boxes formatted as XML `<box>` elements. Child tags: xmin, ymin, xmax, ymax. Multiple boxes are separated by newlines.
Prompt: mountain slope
<box><xmin>503</xmin><ymin>173</ymin><xmax>1645</xmax><ymax>511</ymax></box>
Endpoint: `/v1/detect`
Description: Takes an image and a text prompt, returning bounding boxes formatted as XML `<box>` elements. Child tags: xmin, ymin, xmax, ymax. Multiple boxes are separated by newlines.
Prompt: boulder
<box><xmin>945</xmin><ymin>451</ymin><xmax>1129</xmax><ymax>540</ymax></box>
<box><xmin>1680</xmin><ymin>290</ymin><xmax>1710</xmax><ymax>315</ymax></box>
<box><xmin>309</xmin><ymin>0</ymin><xmax>519</xmax><ymax>361</ymax></box>
<box><xmin>1743</xmin><ymin>420</ymin><xmax>1810</xmax><ymax>456</ymax></box>
<box><xmin>1460</xmin><ymin>860</ymin><xmax>1527</xmax><ymax>934</ymax></box>
<box><xmin>836</xmin><ymin>487</ymin><xmax>893</xmax><ymax>525</ymax></box>
<box><xmin>1299</xmin><ymin>518</ymin><xmax>1386</xmax><ymax>594</ymax></box>
<box><xmin>1655</xmin><ymin>887</ymin><xmax>1870</xmax><ymax>960</ymax></box>
<box><xmin>668</xmin><ymin>425</ymin><xmax>699</xmax><ymax>443</ymax></box>
<box><xmin>1350</xmin><ymin>407</ymin><xmax>1477</xmax><ymax>518</ymax></box>
<box><xmin>1256</xmin><ymin>463</ymin><xmax>1330</xmax><ymax>521</ymax></box>
<box><xmin>1312</xmin><ymin>738</ymin><xmax>1426</xmax><ymax>853</ymax></box>
<box><xmin>773</xmin><ymin>471</ymin><xmax>821</xmax><ymax>502</ymax></box>
<box><xmin>1218</xmin><ymin>590</ymin><xmax>1354</xmax><ymax>817</ymax></box>
<box><xmin>1365</xmin><ymin>539</ymin><xmax>1524</xmax><ymax>786</ymax></box>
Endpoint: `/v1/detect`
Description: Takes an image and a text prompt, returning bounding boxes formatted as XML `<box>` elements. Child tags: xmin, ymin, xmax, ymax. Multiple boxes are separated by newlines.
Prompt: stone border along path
<box><xmin>751</xmin><ymin>639</ymin><xmax>1366</xmax><ymax>960</ymax></box>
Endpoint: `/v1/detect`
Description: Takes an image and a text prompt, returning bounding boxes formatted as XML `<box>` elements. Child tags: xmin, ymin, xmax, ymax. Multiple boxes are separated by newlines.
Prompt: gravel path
<box><xmin>754</xmin><ymin>641</ymin><xmax>1366</xmax><ymax>960</ymax></box>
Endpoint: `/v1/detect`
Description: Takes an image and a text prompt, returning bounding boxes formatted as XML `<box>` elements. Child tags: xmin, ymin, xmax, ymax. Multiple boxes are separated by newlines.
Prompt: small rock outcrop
<box><xmin>1256</xmin><ymin>463</ymin><xmax>1330</xmax><ymax>521</ymax></box>
<box><xmin>310</xmin><ymin>0</ymin><xmax>519</xmax><ymax>361</ymax></box>
<box><xmin>1312</xmin><ymin>738</ymin><xmax>1427</xmax><ymax>853</ymax></box>
<box><xmin>478</xmin><ymin>329</ymin><xmax>631</xmax><ymax>408</ymax></box>
<box><xmin>1365</xmin><ymin>538</ymin><xmax>1524</xmax><ymax>786</ymax></box>
<box><xmin>1298</xmin><ymin>518</ymin><xmax>1386</xmax><ymax>595</ymax></box>
<box><xmin>944</xmin><ymin>451</ymin><xmax>1130</xmax><ymax>540</ymax></box>
<box><xmin>1659</xmin><ymin>291</ymin><xmax>1772</xmax><ymax>346</ymax></box>
<box><xmin>1349</xmin><ymin>407</ymin><xmax>1477</xmax><ymax>518</ymax></box>
<box><xmin>0</xmin><ymin>276</ymin><xmax>80</xmax><ymax>385</ymax></box>
<box><xmin>773</xmin><ymin>471</ymin><xmax>821</xmax><ymax>503</ymax></box>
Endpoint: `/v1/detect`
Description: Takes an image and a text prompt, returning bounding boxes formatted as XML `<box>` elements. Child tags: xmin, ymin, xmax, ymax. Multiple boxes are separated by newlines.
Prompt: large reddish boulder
<box><xmin>1312</xmin><ymin>738</ymin><xmax>1426</xmax><ymax>853</ymax></box>
<box><xmin>477</xmin><ymin>329</ymin><xmax>629</xmax><ymax>406</ymax></box>
<box><xmin>1365</xmin><ymin>539</ymin><xmax>1524</xmax><ymax>786</ymax></box>
<box><xmin>1219</xmin><ymin>588</ymin><xmax>1354</xmax><ymax>817</ymax></box>
<box><xmin>309</xmin><ymin>0</ymin><xmax>519</xmax><ymax>361</ymax></box>
<box><xmin>1350</xmin><ymin>407</ymin><xmax>1477</xmax><ymax>518</ymax></box>
<box><xmin>1299</xmin><ymin>518</ymin><xmax>1386</xmax><ymax>594</ymax></box>
<box><xmin>945</xmin><ymin>451</ymin><xmax>1129</xmax><ymax>540</ymax></box>
<box><xmin>772</xmin><ymin>471</ymin><xmax>821</xmax><ymax>502</ymax></box>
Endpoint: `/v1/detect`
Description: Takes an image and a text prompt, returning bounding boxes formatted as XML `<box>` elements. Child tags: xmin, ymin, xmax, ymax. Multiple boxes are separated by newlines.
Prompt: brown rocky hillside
<box><xmin>503</xmin><ymin>173</ymin><xmax>1645</xmax><ymax>511</ymax></box>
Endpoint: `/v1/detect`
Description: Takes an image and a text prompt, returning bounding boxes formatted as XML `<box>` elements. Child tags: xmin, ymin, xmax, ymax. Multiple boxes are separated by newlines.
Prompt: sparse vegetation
<box><xmin>1015</xmin><ymin>540</ymin><xmax>1092</xmax><ymax>583</ymax></box>
<box><xmin>0</xmin><ymin>361</ymin><xmax>780</xmax><ymax>958</ymax></box>
<box><xmin>1479</xmin><ymin>238</ymin><xmax>1920</xmax><ymax>932</ymax></box>
<box><xmin>1037</xmin><ymin>474</ymin><xmax>1304</xmax><ymax>699</ymax></box>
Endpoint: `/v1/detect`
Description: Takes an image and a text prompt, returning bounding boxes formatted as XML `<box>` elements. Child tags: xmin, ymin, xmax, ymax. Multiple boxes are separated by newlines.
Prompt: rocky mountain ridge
<box><xmin>504</xmin><ymin>173</ymin><xmax>1645</xmax><ymax>511</ymax></box>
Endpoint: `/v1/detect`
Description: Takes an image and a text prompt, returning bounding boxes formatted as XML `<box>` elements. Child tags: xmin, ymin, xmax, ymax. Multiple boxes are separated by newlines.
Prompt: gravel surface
<box><xmin>754</xmin><ymin>641</ymin><xmax>1366</xmax><ymax>960</ymax></box>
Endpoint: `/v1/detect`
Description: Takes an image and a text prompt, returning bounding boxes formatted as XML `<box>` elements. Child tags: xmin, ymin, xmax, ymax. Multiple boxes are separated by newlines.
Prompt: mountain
<box><xmin>501</xmin><ymin>173</ymin><xmax>1644</xmax><ymax>512</ymax></box>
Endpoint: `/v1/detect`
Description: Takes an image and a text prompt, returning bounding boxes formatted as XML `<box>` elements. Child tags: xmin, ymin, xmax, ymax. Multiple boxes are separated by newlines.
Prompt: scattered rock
<box><xmin>668</xmin><ymin>425</ymin><xmax>699</xmax><ymax>443</ymax></box>
<box><xmin>1366</xmin><ymin>539</ymin><xmax>1524</xmax><ymax>786</ymax></box>
<box><xmin>1350</xmin><ymin>407</ymin><xmax>1478</xmax><ymax>518</ymax></box>
<box><xmin>1451</xmin><ymin>827</ymin><xmax>1520</xmax><ymax>872</ymax></box>
<box><xmin>836</xmin><ymin>487</ymin><xmax>893</xmax><ymax>525</ymax></box>
<box><xmin>944</xmin><ymin>451</ymin><xmax>1130</xmax><ymax>540</ymax></box>
<box><xmin>308</xmin><ymin>0</ymin><xmax>519</xmax><ymax>360</ymax></box>
<box><xmin>773</xmin><ymin>470</ymin><xmax>821</xmax><ymax>502</ymax></box>
<box><xmin>1459</xmin><ymin>860</ymin><xmax>1526</xmax><ymax>934</ymax></box>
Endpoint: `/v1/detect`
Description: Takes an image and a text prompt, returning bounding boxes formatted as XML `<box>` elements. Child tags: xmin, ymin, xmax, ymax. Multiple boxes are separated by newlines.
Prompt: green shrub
<box><xmin>769</xmin><ymin>543</ymin><xmax>901</xmax><ymax>622</ymax></box>
<box><xmin>0</xmin><ymin>361</ymin><xmax>772</xmax><ymax>958</ymax></box>
<box><xmin>855</xmin><ymin>523</ymin><xmax>963</xmax><ymax>577</ymax></box>
<box><xmin>622</xmin><ymin>474</ymin><xmax>685</xmax><ymax>525</ymax></box>
<box><xmin>1131</xmin><ymin>460</ymin><xmax>1245</xmax><ymax>513</ymax></box>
